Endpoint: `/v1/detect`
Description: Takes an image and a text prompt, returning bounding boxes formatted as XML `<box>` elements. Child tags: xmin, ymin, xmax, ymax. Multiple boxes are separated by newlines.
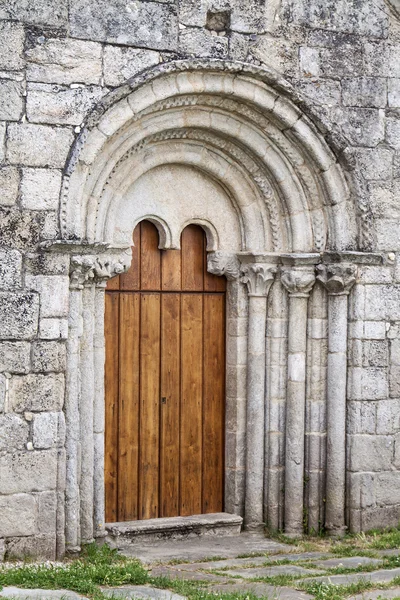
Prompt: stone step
<box><xmin>106</xmin><ymin>512</ymin><xmax>243</xmax><ymax>547</ymax></box>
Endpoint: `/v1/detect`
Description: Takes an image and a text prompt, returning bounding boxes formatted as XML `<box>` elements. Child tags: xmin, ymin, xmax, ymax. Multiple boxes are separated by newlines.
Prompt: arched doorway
<box><xmin>104</xmin><ymin>220</ymin><xmax>226</xmax><ymax>522</ymax></box>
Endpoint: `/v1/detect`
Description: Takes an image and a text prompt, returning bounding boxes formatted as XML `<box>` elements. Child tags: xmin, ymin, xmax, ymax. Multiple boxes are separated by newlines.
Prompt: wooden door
<box><xmin>105</xmin><ymin>221</ymin><xmax>226</xmax><ymax>522</ymax></box>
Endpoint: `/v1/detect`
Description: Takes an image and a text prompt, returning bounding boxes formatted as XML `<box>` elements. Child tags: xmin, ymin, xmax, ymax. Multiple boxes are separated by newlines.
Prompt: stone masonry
<box><xmin>0</xmin><ymin>0</ymin><xmax>400</xmax><ymax>561</ymax></box>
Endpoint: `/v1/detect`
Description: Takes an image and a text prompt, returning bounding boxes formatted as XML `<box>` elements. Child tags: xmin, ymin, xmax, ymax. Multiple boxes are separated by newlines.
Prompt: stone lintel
<box><xmin>280</xmin><ymin>253</ymin><xmax>320</xmax><ymax>266</ymax></box>
<box><xmin>39</xmin><ymin>240</ymin><xmax>130</xmax><ymax>256</ymax></box>
<box><xmin>322</xmin><ymin>251</ymin><xmax>382</xmax><ymax>265</ymax></box>
<box><xmin>237</xmin><ymin>252</ymin><xmax>281</xmax><ymax>266</ymax></box>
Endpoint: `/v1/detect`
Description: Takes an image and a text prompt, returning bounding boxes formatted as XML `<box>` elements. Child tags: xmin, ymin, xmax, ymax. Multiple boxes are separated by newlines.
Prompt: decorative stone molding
<box><xmin>281</xmin><ymin>267</ymin><xmax>316</xmax><ymax>298</ymax></box>
<box><xmin>69</xmin><ymin>250</ymin><xmax>132</xmax><ymax>289</ymax></box>
<box><xmin>207</xmin><ymin>252</ymin><xmax>241</xmax><ymax>280</ymax></box>
<box><xmin>240</xmin><ymin>264</ymin><xmax>276</xmax><ymax>297</ymax></box>
<box><xmin>316</xmin><ymin>263</ymin><xmax>357</xmax><ymax>295</ymax></box>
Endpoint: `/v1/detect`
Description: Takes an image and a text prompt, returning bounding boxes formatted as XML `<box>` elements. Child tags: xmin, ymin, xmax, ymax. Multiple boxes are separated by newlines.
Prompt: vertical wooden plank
<box><xmin>181</xmin><ymin>225</ymin><xmax>204</xmax><ymax>291</ymax></box>
<box><xmin>180</xmin><ymin>293</ymin><xmax>203</xmax><ymax>515</ymax></box>
<box><xmin>202</xmin><ymin>294</ymin><xmax>225</xmax><ymax>513</ymax></box>
<box><xmin>120</xmin><ymin>223</ymin><xmax>141</xmax><ymax>291</ymax></box>
<box><xmin>106</xmin><ymin>275</ymin><xmax>120</xmax><ymax>291</ymax></box>
<box><xmin>118</xmin><ymin>293</ymin><xmax>140</xmax><ymax>521</ymax></box>
<box><xmin>140</xmin><ymin>221</ymin><xmax>161</xmax><ymax>291</ymax></box>
<box><xmin>161</xmin><ymin>249</ymin><xmax>181</xmax><ymax>291</ymax></box>
<box><xmin>204</xmin><ymin>265</ymin><xmax>226</xmax><ymax>292</ymax></box>
<box><xmin>160</xmin><ymin>294</ymin><xmax>180</xmax><ymax>517</ymax></box>
<box><xmin>104</xmin><ymin>292</ymin><xmax>119</xmax><ymax>522</ymax></box>
<box><xmin>139</xmin><ymin>293</ymin><xmax>161</xmax><ymax>519</ymax></box>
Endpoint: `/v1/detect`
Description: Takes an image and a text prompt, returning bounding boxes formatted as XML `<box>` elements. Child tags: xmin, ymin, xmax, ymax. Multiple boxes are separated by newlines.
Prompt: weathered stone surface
<box><xmin>355</xmin><ymin>148</ymin><xmax>393</xmax><ymax>181</ymax></box>
<box><xmin>0</xmin><ymin>342</ymin><xmax>30</xmax><ymax>374</ymax></box>
<box><xmin>0</xmin><ymin>589</ymin><xmax>85</xmax><ymax>600</ymax></box>
<box><xmin>26</xmin><ymin>37</ymin><xmax>102</xmax><ymax>85</ymax></box>
<box><xmin>25</xmin><ymin>275</ymin><xmax>69</xmax><ymax>318</ymax></box>
<box><xmin>303</xmin><ymin>566</ymin><xmax>400</xmax><ymax>585</ymax></box>
<box><xmin>0</xmin><ymin>450</ymin><xmax>58</xmax><ymax>494</ymax></box>
<box><xmin>362</xmin><ymin>340</ymin><xmax>388</xmax><ymax>367</ymax></box>
<box><xmin>32</xmin><ymin>341</ymin><xmax>66</xmax><ymax>373</ymax></box>
<box><xmin>7</xmin><ymin>123</ymin><xmax>74</xmax><ymax>168</ymax></box>
<box><xmin>5</xmin><ymin>534</ymin><xmax>57</xmax><ymax>561</ymax></box>
<box><xmin>0</xmin><ymin>494</ymin><xmax>37</xmax><ymax>537</ymax></box>
<box><xmin>103</xmin><ymin>46</ymin><xmax>160</xmax><ymax>87</ymax></box>
<box><xmin>0</xmin><ymin>414</ymin><xmax>29</xmax><ymax>450</ymax></box>
<box><xmin>0</xmin><ymin>248</ymin><xmax>22</xmax><ymax>291</ymax></box>
<box><xmin>0</xmin><ymin>166</ymin><xmax>19</xmax><ymax>207</ymax></box>
<box><xmin>9</xmin><ymin>373</ymin><xmax>64</xmax><ymax>413</ymax></box>
<box><xmin>39</xmin><ymin>318</ymin><xmax>68</xmax><ymax>340</ymax></box>
<box><xmin>26</xmin><ymin>83</ymin><xmax>105</xmax><ymax>126</ymax></box>
<box><xmin>349</xmin><ymin>589</ymin><xmax>400</xmax><ymax>600</ymax></box>
<box><xmin>0</xmin><ymin>292</ymin><xmax>39</xmax><ymax>340</ymax></box>
<box><xmin>26</xmin><ymin>253</ymin><xmax>69</xmax><ymax>277</ymax></box>
<box><xmin>102</xmin><ymin>587</ymin><xmax>186</xmax><ymax>600</ymax></box>
<box><xmin>21</xmin><ymin>168</ymin><xmax>62</xmax><ymax>211</ymax></box>
<box><xmin>179</xmin><ymin>28</ymin><xmax>228</xmax><ymax>58</ymax></box>
<box><xmin>70</xmin><ymin>0</ymin><xmax>178</xmax><ymax>50</ymax></box>
<box><xmin>223</xmin><ymin>565</ymin><xmax>324</xmax><ymax>578</ymax></box>
<box><xmin>37</xmin><ymin>490</ymin><xmax>57</xmax><ymax>534</ymax></box>
<box><xmin>313</xmin><ymin>556</ymin><xmax>382</xmax><ymax>568</ymax></box>
<box><xmin>0</xmin><ymin>22</ymin><xmax>24</xmax><ymax>71</ymax></box>
<box><xmin>348</xmin><ymin>435</ymin><xmax>394</xmax><ymax>472</ymax></box>
<box><xmin>33</xmin><ymin>411</ymin><xmax>65</xmax><ymax>449</ymax></box>
<box><xmin>375</xmin><ymin>472</ymin><xmax>400</xmax><ymax>506</ymax></box>
<box><xmin>0</xmin><ymin>79</ymin><xmax>24</xmax><ymax>121</ymax></box>
<box><xmin>0</xmin><ymin>375</ymin><xmax>5</xmax><ymax>413</ymax></box>
<box><xmin>342</xmin><ymin>77</ymin><xmax>387</xmax><ymax>109</ymax></box>
<box><xmin>0</xmin><ymin>0</ymin><xmax>68</xmax><ymax>28</ymax></box>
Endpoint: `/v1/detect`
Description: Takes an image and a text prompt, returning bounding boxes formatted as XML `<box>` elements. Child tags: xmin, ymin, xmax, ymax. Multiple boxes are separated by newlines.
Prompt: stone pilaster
<box><xmin>281</xmin><ymin>263</ymin><xmax>316</xmax><ymax>536</ymax></box>
<box><xmin>240</xmin><ymin>260</ymin><xmax>277</xmax><ymax>530</ymax></box>
<box><xmin>317</xmin><ymin>263</ymin><xmax>357</xmax><ymax>537</ymax></box>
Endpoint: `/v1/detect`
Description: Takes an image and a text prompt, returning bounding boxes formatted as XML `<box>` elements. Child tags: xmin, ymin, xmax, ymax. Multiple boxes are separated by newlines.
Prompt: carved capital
<box><xmin>240</xmin><ymin>264</ymin><xmax>276</xmax><ymax>297</ymax></box>
<box><xmin>316</xmin><ymin>263</ymin><xmax>357</xmax><ymax>296</ymax></box>
<box><xmin>207</xmin><ymin>252</ymin><xmax>240</xmax><ymax>281</ymax></box>
<box><xmin>281</xmin><ymin>267</ymin><xmax>316</xmax><ymax>298</ymax></box>
<box><xmin>70</xmin><ymin>256</ymin><xmax>96</xmax><ymax>289</ymax></box>
<box><xmin>70</xmin><ymin>250</ymin><xmax>132</xmax><ymax>289</ymax></box>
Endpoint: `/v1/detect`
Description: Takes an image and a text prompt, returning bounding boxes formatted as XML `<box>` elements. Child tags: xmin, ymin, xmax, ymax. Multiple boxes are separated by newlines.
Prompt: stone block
<box><xmin>347</xmin><ymin>401</ymin><xmax>376</xmax><ymax>435</ymax></box>
<box><xmin>355</xmin><ymin>148</ymin><xmax>393</xmax><ymax>181</ymax></box>
<box><xmin>0</xmin><ymin>166</ymin><xmax>19</xmax><ymax>207</ymax></box>
<box><xmin>33</xmin><ymin>411</ymin><xmax>65</xmax><ymax>449</ymax></box>
<box><xmin>37</xmin><ymin>491</ymin><xmax>57</xmax><ymax>534</ymax></box>
<box><xmin>0</xmin><ymin>375</ymin><xmax>5</xmax><ymax>413</ymax></box>
<box><xmin>0</xmin><ymin>342</ymin><xmax>30</xmax><ymax>374</ymax></box>
<box><xmin>70</xmin><ymin>0</ymin><xmax>178</xmax><ymax>51</ymax></box>
<box><xmin>39</xmin><ymin>318</ymin><xmax>68</xmax><ymax>340</ymax></box>
<box><xmin>375</xmin><ymin>472</ymin><xmax>400</xmax><ymax>505</ymax></box>
<box><xmin>0</xmin><ymin>208</ymin><xmax>54</xmax><ymax>251</ymax></box>
<box><xmin>391</xmin><ymin>339</ymin><xmax>400</xmax><ymax>366</ymax></box>
<box><xmin>32</xmin><ymin>341</ymin><xmax>66</xmax><ymax>373</ymax></box>
<box><xmin>295</xmin><ymin>79</ymin><xmax>341</xmax><ymax>107</ymax></box>
<box><xmin>0</xmin><ymin>22</ymin><xmax>24</xmax><ymax>71</ymax></box>
<box><xmin>6</xmin><ymin>123</ymin><xmax>74</xmax><ymax>168</ymax></box>
<box><xmin>9</xmin><ymin>374</ymin><xmax>65</xmax><ymax>413</ymax></box>
<box><xmin>21</xmin><ymin>168</ymin><xmax>62</xmax><ymax>211</ymax></box>
<box><xmin>377</xmin><ymin>399</ymin><xmax>400</xmax><ymax>434</ymax></box>
<box><xmin>0</xmin><ymin>248</ymin><xmax>22</xmax><ymax>291</ymax></box>
<box><xmin>25</xmin><ymin>253</ymin><xmax>69</xmax><ymax>277</ymax></box>
<box><xmin>365</xmin><ymin>285</ymin><xmax>400</xmax><ymax>320</ymax></box>
<box><xmin>0</xmin><ymin>450</ymin><xmax>58</xmax><ymax>494</ymax></box>
<box><xmin>0</xmin><ymin>0</ymin><xmax>68</xmax><ymax>27</ymax></box>
<box><xmin>229</xmin><ymin>33</ymin><xmax>252</xmax><ymax>62</ymax></box>
<box><xmin>0</xmin><ymin>414</ymin><xmax>29</xmax><ymax>450</ymax></box>
<box><xmin>0</xmin><ymin>292</ymin><xmax>39</xmax><ymax>340</ymax></box>
<box><xmin>319</xmin><ymin>45</ymin><xmax>363</xmax><ymax>78</ymax></box>
<box><xmin>0</xmin><ymin>80</ymin><xmax>24</xmax><ymax>121</ymax></box>
<box><xmin>25</xmin><ymin>275</ymin><xmax>69</xmax><ymax>318</ymax></box>
<box><xmin>334</xmin><ymin>108</ymin><xmax>384</xmax><ymax>147</ymax></box>
<box><xmin>5</xmin><ymin>534</ymin><xmax>56</xmax><ymax>561</ymax></box>
<box><xmin>179</xmin><ymin>28</ymin><xmax>228</xmax><ymax>58</ymax></box>
<box><xmin>390</xmin><ymin>365</ymin><xmax>400</xmax><ymax>398</ymax></box>
<box><xmin>348</xmin><ymin>434</ymin><xmax>393</xmax><ymax>471</ymax></box>
<box><xmin>0</xmin><ymin>494</ymin><xmax>37</xmax><ymax>537</ymax></box>
<box><xmin>348</xmin><ymin>472</ymin><xmax>375</xmax><ymax>509</ymax></box>
<box><xmin>26</xmin><ymin>37</ymin><xmax>102</xmax><ymax>85</ymax></box>
<box><xmin>388</xmin><ymin>78</ymin><xmax>400</xmax><ymax>108</ymax></box>
<box><xmin>361</xmin><ymin>505</ymin><xmax>400</xmax><ymax>532</ymax></box>
<box><xmin>342</xmin><ymin>77</ymin><xmax>387</xmax><ymax>108</ymax></box>
<box><xmin>363</xmin><ymin>340</ymin><xmax>388</xmax><ymax>367</ymax></box>
<box><xmin>386</xmin><ymin>118</ymin><xmax>400</xmax><ymax>150</ymax></box>
<box><xmin>376</xmin><ymin>220</ymin><xmax>400</xmax><ymax>252</ymax></box>
<box><xmin>0</xmin><ymin>122</ymin><xmax>5</xmax><ymax>162</ymax></box>
<box><xmin>103</xmin><ymin>45</ymin><xmax>160</xmax><ymax>87</ymax></box>
<box><xmin>348</xmin><ymin>366</ymin><xmax>388</xmax><ymax>400</ymax></box>
<box><xmin>26</xmin><ymin>83</ymin><xmax>105</xmax><ymax>126</ymax></box>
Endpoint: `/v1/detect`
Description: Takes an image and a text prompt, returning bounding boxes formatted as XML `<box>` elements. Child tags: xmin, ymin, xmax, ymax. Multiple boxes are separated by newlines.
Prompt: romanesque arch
<box><xmin>55</xmin><ymin>60</ymin><xmax>376</xmax><ymax>553</ymax></box>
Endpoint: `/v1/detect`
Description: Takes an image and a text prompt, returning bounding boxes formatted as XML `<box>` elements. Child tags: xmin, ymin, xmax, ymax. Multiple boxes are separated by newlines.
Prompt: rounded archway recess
<box><xmin>61</xmin><ymin>59</ymin><xmax>357</xmax><ymax>254</ymax></box>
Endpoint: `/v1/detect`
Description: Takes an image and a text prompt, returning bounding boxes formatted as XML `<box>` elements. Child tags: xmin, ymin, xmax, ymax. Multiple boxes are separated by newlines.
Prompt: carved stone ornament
<box><xmin>70</xmin><ymin>250</ymin><xmax>132</xmax><ymax>289</ymax></box>
<box><xmin>316</xmin><ymin>263</ymin><xmax>357</xmax><ymax>295</ymax></box>
<box><xmin>281</xmin><ymin>267</ymin><xmax>316</xmax><ymax>298</ymax></box>
<box><xmin>207</xmin><ymin>251</ymin><xmax>241</xmax><ymax>281</ymax></box>
<box><xmin>240</xmin><ymin>264</ymin><xmax>276</xmax><ymax>297</ymax></box>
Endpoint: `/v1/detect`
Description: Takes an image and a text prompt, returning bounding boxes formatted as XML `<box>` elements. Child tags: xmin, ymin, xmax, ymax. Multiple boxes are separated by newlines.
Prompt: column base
<box><xmin>326</xmin><ymin>526</ymin><xmax>347</xmax><ymax>538</ymax></box>
<box><xmin>283</xmin><ymin>530</ymin><xmax>303</xmax><ymax>539</ymax></box>
<box><xmin>244</xmin><ymin>522</ymin><xmax>265</xmax><ymax>533</ymax></box>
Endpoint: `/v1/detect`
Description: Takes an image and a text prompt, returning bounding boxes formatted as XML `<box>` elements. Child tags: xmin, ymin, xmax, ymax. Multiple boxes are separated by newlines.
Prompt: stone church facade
<box><xmin>1</xmin><ymin>0</ymin><xmax>400</xmax><ymax>560</ymax></box>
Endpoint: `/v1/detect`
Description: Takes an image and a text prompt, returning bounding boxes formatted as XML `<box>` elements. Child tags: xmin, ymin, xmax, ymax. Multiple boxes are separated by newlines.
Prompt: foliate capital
<box><xmin>70</xmin><ymin>249</ymin><xmax>132</xmax><ymax>289</ymax></box>
<box><xmin>281</xmin><ymin>267</ymin><xmax>316</xmax><ymax>298</ymax></box>
<box><xmin>207</xmin><ymin>252</ymin><xmax>241</xmax><ymax>281</ymax></box>
<box><xmin>316</xmin><ymin>263</ymin><xmax>357</xmax><ymax>296</ymax></box>
<box><xmin>240</xmin><ymin>264</ymin><xmax>276</xmax><ymax>297</ymax></box>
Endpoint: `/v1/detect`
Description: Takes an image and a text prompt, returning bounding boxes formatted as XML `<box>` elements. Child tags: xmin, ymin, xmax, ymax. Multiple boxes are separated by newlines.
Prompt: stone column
<box><xmin>281</xmin><ymin>260</ymin><xmax>316</xmax><ymax>536</ymax></box>
<box><xmin>317</xmin><ymin>263</ymin><xmax>357</xmax><ymax>536</ymax></box>
<box><xmin>240</xmin><ymin>259</ymin><xmax>276</xmax><ymax>530</ymax></box>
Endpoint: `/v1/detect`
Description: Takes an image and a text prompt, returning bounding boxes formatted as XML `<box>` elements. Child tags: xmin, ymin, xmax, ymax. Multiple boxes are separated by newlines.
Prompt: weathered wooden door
<box><xmin>105</xmin><ymin>221</ymin><xmax>226</xmax><ymax>522</ymax></box>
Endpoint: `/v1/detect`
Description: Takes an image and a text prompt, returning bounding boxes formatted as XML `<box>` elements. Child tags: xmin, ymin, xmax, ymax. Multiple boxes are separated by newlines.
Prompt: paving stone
<box><xmin>302</xmin><ymin>566</ymin><xmax>400</xmax><ymax>585</ymax></box>
<box><xmin>0</xmin><ymin>589</ymin><xmax>87</xmax><ymax>600</ymax></box>
<box><xmin>171</xmin><ymin>556</ymin><xmax>271</xmax><ymax>570</ymax></box>
<box><xmin>313</xmin><ymin>556</ymin><xmax>383</xmax><ymax>569</ymax></box>
<box><xmin>267</xmin><ymin>552</ymin><xmax>333</xmax><ymax>563</ymax></box>
<box><xmin>222</xmin><ymin>565</ymin><xmax>325</xmax><ymax>578</ymax></box>
<box><xmin>102</xmin><ymin>586</ymin><xmax>186</xmax><ymax>599</ymax></box>
<box><xmin>348</xmin><ymin>587</ymin><xmax>400</xmax><ymax>599</ymax></box>
<box><xmin>209</xmin><ymin>582</ymin><xmax>313</xmax><ymax>599</ymax></box>
<box><xmin>150</xmin><ymin>566</ymin><xmax>228</xmax><ymax>583</ymax></box>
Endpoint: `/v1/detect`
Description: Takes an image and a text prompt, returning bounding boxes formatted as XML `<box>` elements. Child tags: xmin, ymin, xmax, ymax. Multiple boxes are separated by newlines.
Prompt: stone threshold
<box><xmin>105</xmin><ymin>513</ymin><xmax>243</xmax><ymax>547</ymax></box>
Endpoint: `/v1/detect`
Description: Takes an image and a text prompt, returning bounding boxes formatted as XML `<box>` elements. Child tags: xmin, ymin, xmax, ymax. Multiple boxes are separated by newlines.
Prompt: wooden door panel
<box><xmin>160</xmin><ymin>293</ymin><xmax>181</xmax><ymax>517</ymax></box>
<box><xmin>105</xmin><ymin>221</ymin><xmax>225</xmax><ymax>522</ymax></box>
<box><xmin>118</xmin><ymin>293</ymin><xmax>140</xmax><ymax>521</ymax></box>
<box><xmin>180</xmin><ymin>293</ymin><xmax>203</xmax><ymax>516</ymax></box>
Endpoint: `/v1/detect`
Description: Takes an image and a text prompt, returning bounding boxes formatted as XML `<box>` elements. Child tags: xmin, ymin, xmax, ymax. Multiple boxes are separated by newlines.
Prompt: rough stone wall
<box><xmin>0</xmin><ymin>0</ymin><xmax>400</xmax><ymax>558</ymax></box>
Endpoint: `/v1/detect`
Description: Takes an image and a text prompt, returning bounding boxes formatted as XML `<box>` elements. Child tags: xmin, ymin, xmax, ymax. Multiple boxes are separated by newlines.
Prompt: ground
<box><xmin>3</xmin><ymin>529</ymin><xmax>400</xmax><ymax>600</ymax></box>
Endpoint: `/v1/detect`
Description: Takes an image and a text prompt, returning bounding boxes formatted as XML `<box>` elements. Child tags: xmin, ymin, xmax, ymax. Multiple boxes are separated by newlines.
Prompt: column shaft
<box><xmin>93</xmin><ymin>285</ymin><xmax>106</xmax><ymax>536</ymax></box>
